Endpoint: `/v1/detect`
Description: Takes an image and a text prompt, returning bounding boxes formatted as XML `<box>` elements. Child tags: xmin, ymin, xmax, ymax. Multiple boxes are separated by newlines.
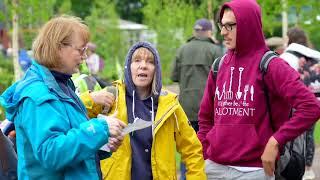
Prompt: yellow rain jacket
<box><xmin>81</xmin><ymin>81</ymin><xmax>206</xmax><ymax>180</ymax></box>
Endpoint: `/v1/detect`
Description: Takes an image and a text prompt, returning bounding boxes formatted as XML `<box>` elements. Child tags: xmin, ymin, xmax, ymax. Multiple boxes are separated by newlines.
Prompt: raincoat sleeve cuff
<box><xmin>80</xmin><ymin>91</ymin><xmax>95</xmax><ymax>109</ymax></box>
<box><xmin>80</xmin><ymin>91</ymin><xmax>103</xmax><ymax>118</ymax></box>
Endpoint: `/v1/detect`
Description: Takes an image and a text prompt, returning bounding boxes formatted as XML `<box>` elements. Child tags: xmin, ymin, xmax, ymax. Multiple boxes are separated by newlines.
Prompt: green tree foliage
<box><xmin>0</xmin><ymin>55</ymin><xmax>14</xmax><ymax>120</ymax></box>
<box><xmin>287</xmin><ymin>0</ymin><xmax>320</xmax><ymax>49</ymax></box>
<box><xmin>115</xmin><ymin>0</ymin><xmax>145</xmax><ymax>23</ymax></box>
<box><xmin>56</xmin><ymin>0</ymin><xmax>73</xmax><ymax>15</ymax></box>
<box><xmin>69</xmin><ymin>0</ymin><xmax>93</xmax><ymax>19</ymax></box>
<box><xmin>258</xmin><ymin>0</ymin><xmax>283</xmax><ymax>36</ymax></box>
<box><xmin>3</xmin><ymin>0</ymin><xmax>58</xmax><ymax>49</ymax></box>
<box><xmin>258</xmin><ymin>0</ymin><xmax>320</xmax><ymax>49</ymax></box>
<box><xmin>85</xmin><ymin>0</ymin><xmax>122</xmax><ymax>81</ymax></box>
<box><xmin>0</xmin><ymin>55</ymin><xmax>13</xmax><ymax>93</ymax></box>
<box><xmin>142</xmin><ymin>0</ymin><xmax>209</xmax><ymax>84</ymax></box>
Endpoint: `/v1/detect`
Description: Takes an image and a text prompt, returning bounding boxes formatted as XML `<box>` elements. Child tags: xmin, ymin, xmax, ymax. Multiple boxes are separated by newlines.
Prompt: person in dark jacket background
<box><xmin>170</xmin><ymin>18</ymin><xmax>222</xmax><ymax>180</ymax></box>
<box><xmin>171</xmin><ymin>18</ymin><xmax>222</xmax><ymax>130</ymax></box>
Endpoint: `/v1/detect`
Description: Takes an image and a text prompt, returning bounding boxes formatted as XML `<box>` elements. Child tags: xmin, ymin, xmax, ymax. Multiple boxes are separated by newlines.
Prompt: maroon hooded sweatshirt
<box><xmin>197</xmin><ymin>0</ymin><xmax>320</xmax><ymax>167</ymax></box>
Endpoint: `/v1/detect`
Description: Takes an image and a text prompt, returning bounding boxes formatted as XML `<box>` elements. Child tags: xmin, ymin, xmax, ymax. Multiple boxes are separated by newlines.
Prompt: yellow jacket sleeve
<box><xmin>174</xmin><ymin>105</ymin><xmax>206</xmax><ymax>180</ymax></box>
<box><xmin>79</xmin><ymin>91</ymin><xmax>103</xmax><ymax>118</ymax></box>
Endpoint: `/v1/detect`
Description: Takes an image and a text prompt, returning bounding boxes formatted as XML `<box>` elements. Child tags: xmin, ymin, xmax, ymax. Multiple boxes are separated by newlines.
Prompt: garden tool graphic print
<box><xmin>225</xmin><ymin>67</ymin><xmax>234</xmax><ymax>100</ymax></box>
<box><xmin>236</xmin><ymin>67</ymin><xmax>244</xmax><ymax>100</ymax></box>
<box><xmin>215</xmin><ymin>67</ymin><xmax>255</xmax><ymax>102</ymax></box>
<box><xmin>215</xmin><ymin>66</ymin><xmax>256</xmax><ymax>117</ymax></box>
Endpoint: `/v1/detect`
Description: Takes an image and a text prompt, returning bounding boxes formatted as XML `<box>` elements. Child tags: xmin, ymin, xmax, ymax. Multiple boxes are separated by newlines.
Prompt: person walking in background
<box><xmin>0</xmin><ymin>15</ymin><xmax>126</xmax><ymax>180</ymax></box>
<box><xmin>85</xmin><ymin>42</ymin><xmax>109</xmax><ymax>88</ymax></box>
<box><xmin>197</xmin><ymin>0</ymin><xmax>320</xmax><ymax>179</ymax></box>
<box><xmin>86</xmin><ymin>42</ymin><xmax>102</xmax><ymax>75</ymax></box>
<box><xmin>81</xmin><ymin>41</ymin><xmax>206</xmax><ymax>180</ymax></box>
<box><xmin>0</xmin><ymin>21</ymin><xmax>10</xmax><ymax>56</ymax></box>
<box><xmin>18</xmin><ymin>36</ymin><xmax>33</xmax><ymax>72</ymax></box>
<box><xmin>170</xmin><ymin>19</ymin><xmax>221</xmax><ymax>179</ymax></box>
<box><xmin>280</xmin><ymin>27</ymin><xmax>320</xmax><ymax>180</ymax></box>
<box><xmin>280</xmin><ymin>27</ymin><xmax>320</xmax><ymax>71</ymax></box>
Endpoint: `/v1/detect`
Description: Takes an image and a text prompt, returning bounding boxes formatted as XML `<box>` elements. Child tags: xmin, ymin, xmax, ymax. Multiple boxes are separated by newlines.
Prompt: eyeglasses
<box><xmin>62</xmin><ymin>43</ymin><xmax>88</xmax><ymax>57</ymax></box>
<box><xmin>217</xmin><ymin>22</ymin><xmax>237</xmax><ymax>31</ymax></box>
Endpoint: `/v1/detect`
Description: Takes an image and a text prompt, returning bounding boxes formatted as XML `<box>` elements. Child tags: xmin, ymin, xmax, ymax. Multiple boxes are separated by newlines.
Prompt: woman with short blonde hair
<box><xmin>32</xmin><ymin>15</ymin><xmax>89</xmax><ymax>68</ymax></box>
<box><xmin>0</xmin><ymin>15</ymin><xmax>126</xmax><ymax>180</ymax></box>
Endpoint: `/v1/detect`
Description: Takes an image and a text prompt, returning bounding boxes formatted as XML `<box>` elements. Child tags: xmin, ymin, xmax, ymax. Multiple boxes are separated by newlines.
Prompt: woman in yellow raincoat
<box><xmin>81</xmin><ymin>41</ymin><xmax>206</xmax><ymax>180</ymax></box>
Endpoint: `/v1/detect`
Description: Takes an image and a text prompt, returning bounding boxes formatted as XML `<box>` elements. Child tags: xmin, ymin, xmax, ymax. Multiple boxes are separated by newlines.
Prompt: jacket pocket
<box><xmin>206</xmin><ymin>124</ymin><xmax>262</xmax><ymax>163</ymax></box>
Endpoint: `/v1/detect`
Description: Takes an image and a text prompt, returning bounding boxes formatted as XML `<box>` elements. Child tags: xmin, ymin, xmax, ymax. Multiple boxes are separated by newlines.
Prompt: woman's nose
<box><xmin>140</xmin><ymin>60</ymin><xmax>147</xmax><ymax>67</ymax></box>
<box><xmin>138</xmin><ymin>61</ymin><xmax>147</xmax><ymax>69</ymax></box>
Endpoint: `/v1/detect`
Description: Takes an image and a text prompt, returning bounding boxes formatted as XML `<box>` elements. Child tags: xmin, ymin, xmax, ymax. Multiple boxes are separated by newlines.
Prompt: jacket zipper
<box><xmin>153</xmin><ymin>102</ymin><xmax>178</xmax><ymax>133</ymax></box>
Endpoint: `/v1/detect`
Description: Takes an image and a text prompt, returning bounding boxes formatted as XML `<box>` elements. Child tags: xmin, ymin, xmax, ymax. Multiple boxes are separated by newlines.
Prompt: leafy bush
<box><xmin>0</xmin><ymin>55</ymin><xmax>14</xmax><ymax>120</ymax></box>
<box><xmin>0</xmin><ymin>57</ymin><xmax>14</xmax><ymax>94</ymax></box>
<box><xmin>0</xmin><ymin>105</ymin><xmax>5</xmax><ymax>121</ymax></box>
<box><xmin>315</xmin><ymin>121</ymin><xmax>320</xmax><ymax>145</ymax></box>
<box><xmin>85</xmin><ymin>0</ymin><xmax>123</xmax><ymax>82</ymax></box>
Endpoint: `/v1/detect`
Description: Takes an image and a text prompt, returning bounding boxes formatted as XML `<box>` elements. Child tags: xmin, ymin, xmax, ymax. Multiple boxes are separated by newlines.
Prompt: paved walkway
<box><xmin>166</xmin><ymin>84</ymin><xmax>320</xmax><ymax>179</ymax></box>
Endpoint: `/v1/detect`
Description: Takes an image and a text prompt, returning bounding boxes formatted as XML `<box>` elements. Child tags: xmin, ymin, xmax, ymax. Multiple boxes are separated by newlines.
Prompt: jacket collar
<box><xmin>114</xmin><ymin>81</ymin><xmax>179</xmax><ymax>135</ymax></box>
<box><xmin>187</xmin><ymin>36</ymin><xmax>216</xmax><ymax>44</ymax></box>
<box><xmin>31</xmin><ymin>61</ymin><xmax>73</xmax><ymax>100</ymax></box>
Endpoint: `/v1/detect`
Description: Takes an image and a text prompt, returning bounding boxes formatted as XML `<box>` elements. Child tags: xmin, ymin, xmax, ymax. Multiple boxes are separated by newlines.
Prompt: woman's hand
<box><xmin>105</xmin><ymin>112</ymin><xmax>126</xmax><ymax>152</ymax></box>
<box><xmin>90</xmin><ymin>89</ymin><xmax>115</xmax><ymax>109</ymax></box>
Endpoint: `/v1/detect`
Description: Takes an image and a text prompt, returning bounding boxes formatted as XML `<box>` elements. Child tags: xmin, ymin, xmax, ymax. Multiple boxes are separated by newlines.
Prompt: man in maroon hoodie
<box><xmin>197</xmin><ymin>0</ymin><xmax>320</xmax><ymax>179</ymax></box>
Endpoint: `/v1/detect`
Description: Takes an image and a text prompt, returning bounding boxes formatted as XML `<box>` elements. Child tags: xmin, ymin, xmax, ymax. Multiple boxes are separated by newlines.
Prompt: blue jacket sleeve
<box><xmin>18</xmin><ymin>98</ymin><xmax>110</xmax><ymax>170</ymax></box>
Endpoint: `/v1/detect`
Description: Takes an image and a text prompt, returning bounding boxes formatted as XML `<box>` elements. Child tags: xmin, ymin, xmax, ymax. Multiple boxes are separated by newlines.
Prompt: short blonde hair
<box><xmin>131</xmin><ymin>47</ymin><xmax>158</xmax><ymax>95</ymax></box>
<box><xmin>32</xmin><ymin>15</ymin><xmax>90</xmax><ymax>68</ymax></box>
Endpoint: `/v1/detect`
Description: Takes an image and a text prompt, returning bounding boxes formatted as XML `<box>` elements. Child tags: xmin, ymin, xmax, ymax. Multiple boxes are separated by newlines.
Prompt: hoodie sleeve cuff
<box><xmin>272</xmin><ymin>133</ymin><xmax>286</xmax><ymax>147</ymax></box>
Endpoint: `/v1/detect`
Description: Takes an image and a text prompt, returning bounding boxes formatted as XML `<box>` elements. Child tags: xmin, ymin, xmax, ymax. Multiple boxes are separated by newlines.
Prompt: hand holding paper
<box><xmin>122</xmin><ymin>117</ymin><xmax>153</xmax><ymax>135</ymax></box>
<box><xmin>98</xmin><ymin>113</ymin><xmax>126</xmax><ymax>152</ymax></box>
<box><xmin>98</xmin><ymin>114</ymin><xmax>153</xmax><ymax>152</ymax></box>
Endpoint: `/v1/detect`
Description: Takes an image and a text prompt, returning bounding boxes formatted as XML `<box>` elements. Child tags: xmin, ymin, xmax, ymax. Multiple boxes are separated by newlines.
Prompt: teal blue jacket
<box><xmin>0</xmin><ymin>61</ymin><xmax>110</xmax><ymax>180</ymax></box>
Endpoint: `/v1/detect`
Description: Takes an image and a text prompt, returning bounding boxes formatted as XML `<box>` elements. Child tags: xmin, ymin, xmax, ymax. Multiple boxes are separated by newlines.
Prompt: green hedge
<box><xmin>315</xmin><ymin>121</ymin><xmax>320</xmax><ymax>145</ymax></box>
<box><xmin>0</xmin><ymin>58</ymin><xmax>14</xmax><ymax>93</ymax></box>
<box><xmin>0</xmin><ymin>56</ymin><xmax>14</xmax><ymax>120</ymax></box>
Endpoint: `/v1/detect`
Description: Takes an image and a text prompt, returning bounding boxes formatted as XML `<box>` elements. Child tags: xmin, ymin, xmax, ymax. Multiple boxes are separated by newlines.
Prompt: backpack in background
<box><xmin>212</xmin><ymin>51</ymin><xmax>305</xmax><ymax>180</ymax></box>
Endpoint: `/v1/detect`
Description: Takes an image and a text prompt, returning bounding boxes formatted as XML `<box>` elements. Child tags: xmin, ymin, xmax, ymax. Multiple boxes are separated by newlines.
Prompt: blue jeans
<box><xmin>180</xmin><ymin>163</ymin><xmax>186</xmax><ymax>180</ymax></box>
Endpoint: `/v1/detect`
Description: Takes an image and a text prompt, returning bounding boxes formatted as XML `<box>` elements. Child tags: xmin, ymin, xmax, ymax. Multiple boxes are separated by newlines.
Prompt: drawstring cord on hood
<box><xmin>131</xmin><ymin>90</ymin><xmax>137</xmax><ymax>136</ymax></box>
<box><xmin>131</xmin><ymin>90</ymin><xmax>155</xmax><ymax>136</ymax></box>
<box><xmin>151</xmin><ymin>97</ymin><xmax>154</xmax><ymax>135</ymax></box>
<box><xmin>132</xmin><ymin>90</ymin><xmax>137</xmax><ymax>120</ymax></box>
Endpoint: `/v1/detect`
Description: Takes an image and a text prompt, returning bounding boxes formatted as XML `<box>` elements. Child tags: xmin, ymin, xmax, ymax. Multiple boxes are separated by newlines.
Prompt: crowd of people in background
<box><xmin>280</xmin><ymin>27</ymin><xmax>320</xmax><ymax>180</ymax></box>
<box><xmin>1</xmin><ymin>0</ymin><xmax>320</xmax><ymax>180</ymax></box>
